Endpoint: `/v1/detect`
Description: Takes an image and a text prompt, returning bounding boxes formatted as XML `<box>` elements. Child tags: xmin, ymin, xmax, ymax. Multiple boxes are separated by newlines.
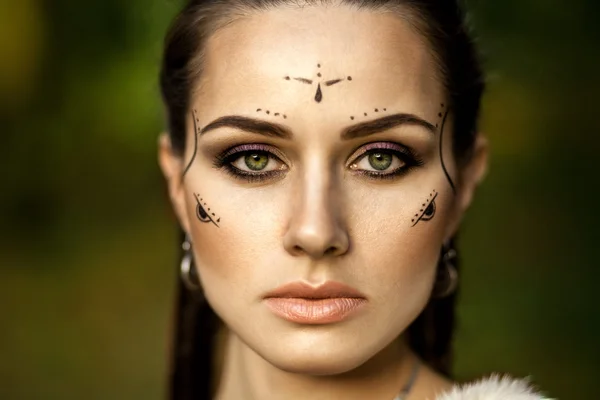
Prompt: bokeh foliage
<box><xmin>1</xmin><ymin>0</ymin><xmax>598</xmax><ymax>398</ymax></box>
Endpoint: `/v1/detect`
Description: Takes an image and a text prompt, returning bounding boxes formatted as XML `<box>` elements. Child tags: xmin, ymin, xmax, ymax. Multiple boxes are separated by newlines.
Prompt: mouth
<box><xmin>262</xmin><ymin>281</ymin><xmax>367</xmax><ymax>325</ymax></box>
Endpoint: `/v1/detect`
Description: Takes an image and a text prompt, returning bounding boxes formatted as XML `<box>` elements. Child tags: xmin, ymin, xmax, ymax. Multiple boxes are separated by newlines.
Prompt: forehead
<box><xmin>197</xmin><ymin>6</ymin><xmax>442</xmax><ymax>122</ymax></box>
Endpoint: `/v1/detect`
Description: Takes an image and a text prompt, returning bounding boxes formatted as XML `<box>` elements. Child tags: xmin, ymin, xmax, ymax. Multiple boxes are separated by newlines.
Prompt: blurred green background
<box><xmin>1</xmin><ymin>0</ymin><xmax>598</xmax><ymax>398</ymax></box>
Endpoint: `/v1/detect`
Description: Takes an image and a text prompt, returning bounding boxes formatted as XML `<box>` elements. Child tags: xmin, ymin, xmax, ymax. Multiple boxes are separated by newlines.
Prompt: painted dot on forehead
<box><xmin>284</xmin><ymin>63</ymin><xmax>350</xmax><ymax>103</ymax></box>
<box><xmin>256</xmin><ymin>108</ymin><xmax>287</xmax><ymax>119</ymax></box>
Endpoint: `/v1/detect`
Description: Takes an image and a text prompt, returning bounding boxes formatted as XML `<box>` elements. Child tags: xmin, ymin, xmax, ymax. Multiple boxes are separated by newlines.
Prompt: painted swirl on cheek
<box><xmin>194</xmin><ymin>192</ymin><xmax>221</xmax><ymax>227</ymax></box>
<box><xmin>411</xmin><ymin>190</ymin><xmax>438</xmax><ymax>227</ymax></box>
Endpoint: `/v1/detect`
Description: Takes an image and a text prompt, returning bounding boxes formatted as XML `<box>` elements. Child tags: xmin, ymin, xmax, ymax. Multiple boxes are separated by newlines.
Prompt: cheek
<box><xmin>348</xmin><ymin>185</ymin><xmax>450</xmax><ymax>298</ymax></box>
<box><xmin>186</xmin><ymin>187</ymin><xmax>285</xmax><ymax>295</ymax></box>
<box><xmin>186</xmin><ymin>174</ymin><xmax>453</xmax><ymax>328</ymax></box>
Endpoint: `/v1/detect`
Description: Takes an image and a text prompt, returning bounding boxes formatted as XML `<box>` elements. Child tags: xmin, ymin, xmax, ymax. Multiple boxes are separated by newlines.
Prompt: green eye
<box><xmin>245</xmin><ymin>152</ymin><xmax>269</xmax><ymax>170</ymax></box>
<box><xmin>368</xmin><ymin>153</ymin><xmax>393</xmax><ymax>170</ymax></box>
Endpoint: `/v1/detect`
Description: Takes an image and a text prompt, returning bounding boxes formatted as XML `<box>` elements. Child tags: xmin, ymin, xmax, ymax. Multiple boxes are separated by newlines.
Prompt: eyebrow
<box><xmin>201</xmin><ymin>115</ymin><xmax>292</xmax><ymax>139</ymax></box>
<box><xmin>199</xmin><ymin>113</ymin><xmax>436</xmax><ymax>141</ymax></box>
<box><xmin>341</xmin><ymin>113</ymin><xmax>436</xmax><ymax>140</ymax></box>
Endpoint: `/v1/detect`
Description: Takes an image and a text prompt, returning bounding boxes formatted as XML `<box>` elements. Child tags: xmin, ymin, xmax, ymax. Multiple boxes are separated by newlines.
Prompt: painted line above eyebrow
<box><xmin>201</xmin><ymin>115</ymin><xmax>292</xmax><ymax>139</ymax></box>
<box><xmin>341</xmin><ymin>113</ymin><xmax>436</xmax><ymax>140</ymax></box>
<box><xmin>325</xmin><ymin>79</ymin><xmax>343</xmax><ymax>86</ymax></box>
<box><xmin>293</xmin><ymin>77</ymin><xmax>313</xmax><ymax>84</ymax></box>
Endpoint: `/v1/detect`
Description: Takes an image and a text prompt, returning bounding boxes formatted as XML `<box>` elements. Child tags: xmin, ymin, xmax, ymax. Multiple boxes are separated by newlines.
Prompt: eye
<box><xmin>230</xmin><ymin>150</ymin><xmax>285</xmax><ymax>173</ymax></box>
<box><xmin>350</xmin><ymin>150</ymin><xmax>406</xmax><ymax>173</ymax></box>
<box><xmin>213</xmin><ymin>144</ymin><xmax>289</xmax><ymax>183</ymax></box>
<box><xmin>348</xmin><ymin>142</ymin><xmax>421</xmax><ymax>179</ymax></box>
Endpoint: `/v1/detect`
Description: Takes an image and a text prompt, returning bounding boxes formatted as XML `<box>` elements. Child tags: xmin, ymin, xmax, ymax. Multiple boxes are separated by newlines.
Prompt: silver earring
<box><xmin>180</xmin><ymin>235</ymin><xmax>201</xmax><ymax>291</ymax></box>
<box><xmin>433</xmin><ymin>244</ymin><xmax>458</xmax><ymax>298</ymax></box>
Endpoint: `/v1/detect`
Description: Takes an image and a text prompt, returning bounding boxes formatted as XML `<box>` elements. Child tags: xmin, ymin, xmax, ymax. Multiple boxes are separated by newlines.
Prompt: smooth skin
<box><xmin>159</xmin><ymin>4</ymin><xmax>487</xmax><ymax>400</ymax></box>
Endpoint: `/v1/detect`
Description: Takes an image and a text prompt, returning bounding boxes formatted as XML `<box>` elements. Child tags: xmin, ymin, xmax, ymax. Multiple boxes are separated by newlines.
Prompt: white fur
<box><xmin>434</xmin><ymin>375</ymin><xmax>553</xmax><ymax>400</ymax></box>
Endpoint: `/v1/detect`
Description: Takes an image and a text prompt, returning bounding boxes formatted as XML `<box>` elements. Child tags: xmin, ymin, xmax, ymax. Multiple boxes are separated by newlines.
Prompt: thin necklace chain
<box><xmin>392</xmin><ymin>360</ymin><xmax>420</xmax><ymax>400</ymax></box>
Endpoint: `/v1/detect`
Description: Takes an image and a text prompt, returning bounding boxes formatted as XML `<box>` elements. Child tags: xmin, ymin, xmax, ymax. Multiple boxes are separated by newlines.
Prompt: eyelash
<box><xmin>349</xmin><ymin>142</ymin><xmax>423</xmax><ymax>180</ymax></box>
<box><xmin>212</xmin><ymin>142</ymin><xmax>423</xmax><ymax>183</ymax></box>
<box><xmin>212</xmin><ymin>143</ymin><xmax>285</xmax><ymax>183</ymax></box>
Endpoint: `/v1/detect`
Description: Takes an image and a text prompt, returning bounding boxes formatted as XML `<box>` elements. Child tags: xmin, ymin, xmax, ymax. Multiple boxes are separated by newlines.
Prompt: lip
<box><xmin>263</xmin><ymin>281</ymin><xmax>367</xmax><ymax>324</ymax></box>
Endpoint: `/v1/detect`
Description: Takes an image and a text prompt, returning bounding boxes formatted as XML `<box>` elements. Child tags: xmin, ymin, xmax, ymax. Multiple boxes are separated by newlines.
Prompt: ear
<box><xmin>446</xmin><ymin>134</ymin><xmax>488</xmax><ymax>239</ymax></box>
<box><xmin>158</xmin><ymin>133</ymin><xmax>192</xmax><ymax>235</ymax></box>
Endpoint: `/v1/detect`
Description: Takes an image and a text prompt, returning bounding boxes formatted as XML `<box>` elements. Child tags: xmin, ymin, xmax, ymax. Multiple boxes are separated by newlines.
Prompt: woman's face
<box><xmin>161</xmin><ymin>6</ymin><xmax>484</xmax><ymax>375</ymax></box>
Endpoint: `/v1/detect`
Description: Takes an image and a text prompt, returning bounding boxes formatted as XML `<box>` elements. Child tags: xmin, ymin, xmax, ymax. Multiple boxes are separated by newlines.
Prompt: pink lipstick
<box><xmin>263</xmin><ymin>281</ymin><xmax>367</xmax><ymax>324</ymax></box>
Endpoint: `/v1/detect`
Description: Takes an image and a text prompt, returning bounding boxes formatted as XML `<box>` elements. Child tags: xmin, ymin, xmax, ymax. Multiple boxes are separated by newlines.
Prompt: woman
<box><xmin>157</xmin><ymin>0</ymin><xmax>551</xmax><ymax>398</ymax></box>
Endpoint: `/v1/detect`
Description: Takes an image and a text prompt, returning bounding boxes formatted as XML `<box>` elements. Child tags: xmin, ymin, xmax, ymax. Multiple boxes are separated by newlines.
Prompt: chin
<box><xmin>263</xmin><ymin>348</ymin><xmax>367</xmax><ymax>376</ymax></box>
<box><xmin>251</xmin><ymin>329</ymin><xmax>389</xmax><ymax>376</ymax></box>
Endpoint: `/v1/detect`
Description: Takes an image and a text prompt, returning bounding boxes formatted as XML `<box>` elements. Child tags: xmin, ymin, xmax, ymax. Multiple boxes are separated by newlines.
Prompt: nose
<box><xmin>282</xmin><ymin>168</ymin><xmax>350</xmax><ymax>259</ymax></box>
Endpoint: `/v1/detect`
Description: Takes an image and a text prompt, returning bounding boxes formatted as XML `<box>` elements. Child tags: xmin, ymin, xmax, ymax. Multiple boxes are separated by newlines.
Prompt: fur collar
<box><xmin>435</xmin><ymin>375</ymin><xmax>553</xmax><ymax>400</ymax></box>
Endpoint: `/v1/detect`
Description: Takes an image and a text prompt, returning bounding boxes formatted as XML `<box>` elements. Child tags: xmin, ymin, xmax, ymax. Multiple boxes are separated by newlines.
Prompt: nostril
<box><xmin>324</xmin><ymin>246</ymin><xmax>338</xmax><ymax>256</ymax></box>
<box><xmin>292</xmin><ymin>244</ymin><xmax>338</xmax><ymax>257</ymax></box>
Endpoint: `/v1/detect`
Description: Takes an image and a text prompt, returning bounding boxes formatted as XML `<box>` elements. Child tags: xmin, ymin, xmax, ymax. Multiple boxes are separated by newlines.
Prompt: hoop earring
<box><xmin>180</xmin><ymin>235</ymin><xmax>201</xmax><ymax>291</ymax></box>
<box><xmin>433</xmin><ymin>243</ymin><xmax>458</xmax><ymax>298</ymax></box>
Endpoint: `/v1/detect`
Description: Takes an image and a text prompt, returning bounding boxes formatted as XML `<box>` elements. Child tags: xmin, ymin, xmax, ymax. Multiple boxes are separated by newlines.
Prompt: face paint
<box><xmin>257</xmin><ymin>108</ymin><xmax>287</xmax><ymax>118</ymax></box>
<box><xmin>182</xmin><ymin>109</ymin><xmax>201</xmax><ymax>178</ymax></box>
<box><xmin>194</xmin><ymin>192</ymin><xmax>221</xmax><ymax>227</ymax></box>
<box><xmin>351</xmin><ymin>107</ymin><xmax>389</xmax><ymax>120</ymax></box>
<box><xmin>314</xmin><ymin>83</ymin><xmax>323</xmax><ymax>102</ymax></box>
<box><xmin>283</xmin><ymin>63</ymin><xmax>350</xmax><ymax>103</ymax></box>
<box><xmin>293</xmin><ymin>77</ymin><xmax>312</xmax><ymax>84</ymax></box>
<box><xmin>437</xmin><ymin>103</ymin><xmax>456</xmax><ymax>193</ymax></box>
<box><xmin>411</xmin><ymin>190</ymin><xmax>438</xmax><ymax>226</ymax></box>
<box><xmin>324</xmin><ymin>79</ymin><xmax>343</xmax><ymax>86</ymax></box>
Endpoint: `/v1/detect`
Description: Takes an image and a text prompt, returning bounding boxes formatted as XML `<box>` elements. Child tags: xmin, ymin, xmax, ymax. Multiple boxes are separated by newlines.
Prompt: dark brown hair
<box><xmin>160</xmin><ymin>1</ymin><xmax>484</xmax><ymax>398</ymax></box>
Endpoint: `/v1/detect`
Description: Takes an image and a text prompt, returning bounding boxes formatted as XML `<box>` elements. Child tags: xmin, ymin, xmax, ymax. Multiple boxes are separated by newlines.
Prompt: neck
<box><xmin>213</xmin><ymin>326</ymin><xmax>452</xmax><ymax>400</ymax></box>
